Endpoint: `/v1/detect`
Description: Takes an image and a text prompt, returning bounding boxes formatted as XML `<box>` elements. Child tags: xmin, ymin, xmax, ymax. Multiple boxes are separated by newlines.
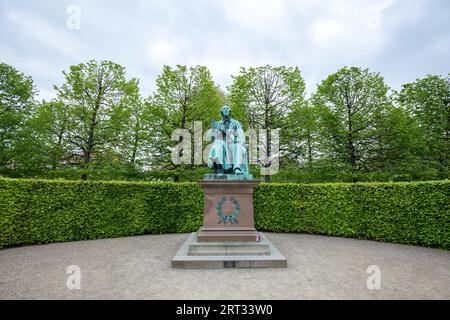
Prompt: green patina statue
<box><xmin>204</xmin><ymin>105</ymin><xmax>252</xmax><ymax>180</ymax></box>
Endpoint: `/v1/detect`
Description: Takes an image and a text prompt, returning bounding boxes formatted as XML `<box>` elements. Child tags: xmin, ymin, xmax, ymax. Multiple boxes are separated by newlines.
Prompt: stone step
<box><xmin>188</xmin><ymin>244</ymin><xmax>270</xmax><ymax>256</ymax></box>
<box><xmin>171</xmin><ymin>232</ymin><xmax>287</xmax><ymax>269</ymax></box>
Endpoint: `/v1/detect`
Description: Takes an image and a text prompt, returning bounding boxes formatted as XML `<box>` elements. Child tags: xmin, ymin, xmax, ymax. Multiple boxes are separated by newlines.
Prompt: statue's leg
<box><xmin>240</xmin><ymin>145</ymin><xmax>248</xmax><ymax>174</ymax></box>
<box><xmin>224</xmin><ymin>143</ymin><xmax>233</xmax><ymax>172</ymax></box>
<box><xmin>213</xmin><ymin>162</ymin><xmax>224</xmax><ymax>174</ymax></box>
<box><xmin>209</xmin><ymin>140</ymin><xmax>226</xmax><ymax>173</ymax></box>
<box><xmin>232</xmin><ymin>144</ymin><xmax>248</xmax><ymax>175</ymax></box>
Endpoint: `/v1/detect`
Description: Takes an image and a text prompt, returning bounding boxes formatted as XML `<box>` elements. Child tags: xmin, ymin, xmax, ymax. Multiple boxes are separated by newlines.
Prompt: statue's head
<box><xmin>220</xmin><ymin>105</ymin><xmax>231</xmax><ymax>118</ymax></box>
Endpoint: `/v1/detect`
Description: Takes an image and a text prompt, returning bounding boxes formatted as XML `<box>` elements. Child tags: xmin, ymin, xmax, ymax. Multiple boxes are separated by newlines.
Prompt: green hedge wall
<box><xmin>0</xmin><ymin>178</ymin><xmax>449</xmax><ymax>249</ymax></box>
<box><xmin>0</xmin><ymin>179</ymin><xmax>203</xmax><ymax>248</ymax></box>
<box><xmin>254</xmin><ymin>181</ymin><xmax>450</xmax><ymax>249</ymax></box>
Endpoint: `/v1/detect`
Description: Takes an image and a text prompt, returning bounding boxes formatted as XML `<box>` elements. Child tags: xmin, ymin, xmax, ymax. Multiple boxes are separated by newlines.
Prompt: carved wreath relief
<box><xmin>216</xmin><ymin>196</ymin><xmax>240</xmax><ymax>224</ymax></box>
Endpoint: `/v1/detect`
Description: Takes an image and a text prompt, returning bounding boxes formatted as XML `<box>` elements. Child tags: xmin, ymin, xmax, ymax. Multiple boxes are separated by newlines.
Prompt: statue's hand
<box><xmin>227</xmin><ymin>134</ymin><xmax>239</xmax><ymax>144</ymax></box>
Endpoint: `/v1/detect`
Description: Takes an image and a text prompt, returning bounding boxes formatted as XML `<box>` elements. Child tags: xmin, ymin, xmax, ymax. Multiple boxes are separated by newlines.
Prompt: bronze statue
<box><xmin>207</xmin><ymin>105</ymin><xmax>250</xmax><ymax>177</ymax></box>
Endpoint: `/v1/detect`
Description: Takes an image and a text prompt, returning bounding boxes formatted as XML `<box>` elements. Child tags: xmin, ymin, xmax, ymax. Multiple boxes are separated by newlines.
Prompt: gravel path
<box><xmin>1</xmin><ymin>233</ymin><xmax>449</xmax><ymax>299</ymax></box>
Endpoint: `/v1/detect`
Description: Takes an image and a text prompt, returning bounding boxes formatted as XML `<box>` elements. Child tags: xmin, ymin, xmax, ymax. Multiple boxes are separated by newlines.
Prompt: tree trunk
<box><xmin>131</xmin><ymin>118</ymin><xmax>140</xmax><ymax>165</ymax></box>
<box><xmin>347</xmin><ymin>102</ymin><xmax>356</xmax><ymax>169</ymax></box>
<box><xmin>81</xmin><ymin>91</ymin><xmax>101</xmax><ymax>180</ymax></box>
<box><xmin>445</xmin><ymin>98</ymin><xmax>450</xmax><ymax>164</ymax></box>
<box><xmin>307</xmin><ymin>135</ymin><xmax>313</xmax><ymax>168</ymax></box>
<box><xmin>348</xmin><ymin>134</ymin><xmax>356</xmax><ymax>169</ymax></box>
<box><xmin>262</xmin><ymin>105</ymin><xmax>271</xmax><ymax>182</ymax></box>
<box><xmin>52</xmin><ymin>127</ymin><xmax>64</xmax><ymax>170</ymax></box>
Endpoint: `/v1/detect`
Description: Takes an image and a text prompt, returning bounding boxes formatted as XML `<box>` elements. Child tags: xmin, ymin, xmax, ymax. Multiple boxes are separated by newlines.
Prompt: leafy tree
<box><xmin>0</xmin><ymin>63</ymin><xmax>36</xmax><ymax>172</ymax></box>
<box><xmin>229</xmin><ymin>65</ymin><xmax>305</xmax><ymax>181</ymax></box>
<box><xmin>17</xmin><ymin>100</ymin><xmax>70</xmax><ymax>174</ymax></box>
<box><xmin>113</xmin><ymin>82</ymin><xmax>153</xmax><ymax>171</ymax></box>
<box><xmin>147</xmin><ymin>65</ymin><xmax>224</xmax><ymax>176</ymax></box>
<box><xmin>371</xmin><ymin>106</ymin><xmax>425</xmax><ymax>175</ymax></box>
<box><xmin>313</xmin><ymin>67</ymin><xmax>391</xmax><ymax>171</ymax></box>
<box><xmin>1</xmin><ymin>61</ymin><xmax>447</xmax><ymax>183</ymax></box>
<box><xmin>398</xmin><ymin>74</ymin><xmax>450</xmax><ymax>177</ymax></box>
<box><xmin>54</xmin><ymin>60</ymin><xmax>140</xmax><ymax>180</ymax></box>
<box><xmin>286</xmin><ymin>100</ymin><xmax>323</xmax><ymax>168</ymax></box>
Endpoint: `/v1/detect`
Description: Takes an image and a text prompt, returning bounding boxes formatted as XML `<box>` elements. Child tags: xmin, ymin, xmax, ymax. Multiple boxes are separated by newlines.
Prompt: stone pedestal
<box><xmin>171</xmin><ymin>179</ymin><xmax>287</xmax><ymax>268</ymax></box>
<box><xmin>197</xmin><ymin>180</ymin><xmax>259</xmax><ymax>242</ymax></box>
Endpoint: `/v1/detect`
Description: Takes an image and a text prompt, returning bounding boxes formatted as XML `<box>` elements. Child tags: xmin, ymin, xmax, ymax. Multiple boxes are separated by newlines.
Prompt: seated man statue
<box><xmin>207</xmin><ymin>105</ymin><xmax>249</xmax><ymax>176</ymax></box>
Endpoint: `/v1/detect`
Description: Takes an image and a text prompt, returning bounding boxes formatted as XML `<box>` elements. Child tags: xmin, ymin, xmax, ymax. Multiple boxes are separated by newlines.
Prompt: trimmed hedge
<box><xmin>0</xmin><ymin>178</ymin><xmax>203</xmax><ymax>248</ymax></box>
<box><xmin>254</xmin><ymin>181</ymin><xmax>450</xmax><ymax>249</ymax></box>
<box><xmin>0</xmin><ymin>178</ymin><xmax>449</xmax><ymax>249</ymax></box>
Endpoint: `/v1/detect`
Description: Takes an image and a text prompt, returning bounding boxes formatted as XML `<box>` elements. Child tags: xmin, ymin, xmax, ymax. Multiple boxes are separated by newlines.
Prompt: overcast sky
<box><xmin>1</xmin><ymin>0</ymin><xmax>449</xmax><ymax>100</ymax></box>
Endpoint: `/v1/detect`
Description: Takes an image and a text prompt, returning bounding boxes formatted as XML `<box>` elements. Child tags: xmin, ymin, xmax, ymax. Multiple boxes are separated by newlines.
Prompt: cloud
<box><xmin>222</xmin><ymin>0</ymin><xmax>287</xmax><ymax>35</ymax></box>
<box><xmin>0</xmin><ymin>0</ymin><xmax>449</xmax><ymax>101</ymax></box>
<box><xmin>5</xmin><ymin>9</ymin><xmax>88</xmax><ymax>61</ymax></box>
<box><xmin>146</xmin><ymin>36</ymin><xmax>188</xmax><ymax>65</ymax></box>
